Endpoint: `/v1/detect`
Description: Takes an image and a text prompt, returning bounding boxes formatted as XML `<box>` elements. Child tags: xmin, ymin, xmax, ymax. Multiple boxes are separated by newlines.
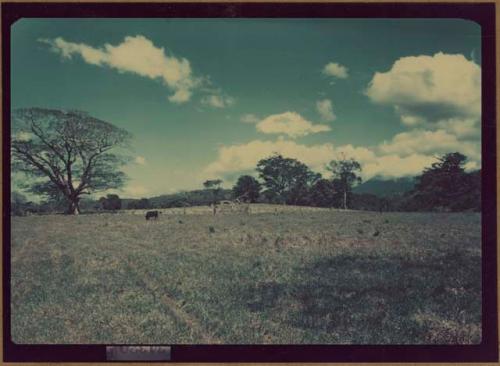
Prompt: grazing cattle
<box><xmin>145</xmin><ymin>210</ymin><xmax>159</xmax><ymax>220</ymax></box>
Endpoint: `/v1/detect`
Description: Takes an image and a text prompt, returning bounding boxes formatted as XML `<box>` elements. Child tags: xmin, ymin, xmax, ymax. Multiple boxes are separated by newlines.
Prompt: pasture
<box><xmin>11</xmin><ymin>205</ymin><xmax>481</xmax><ymax>344</ymax></box>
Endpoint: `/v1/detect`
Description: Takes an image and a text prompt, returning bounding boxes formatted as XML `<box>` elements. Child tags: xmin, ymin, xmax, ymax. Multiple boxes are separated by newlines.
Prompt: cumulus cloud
<box><xmin>256</xmin><ymin>112</ymin><xmax>331</xmax><ymax>138</ymax></box>
<box><xmin>240</xmin><ymin>113</ymin><xmax>259</xmax><ymax>124</ymax></box>
<box><xmin>436</xmin><ymin>117</ymin><xmax>480</xmax><ymax>139</ymax></box>
<box><xmin>203</xmin><ymin>139</ymin><xmax>336</xmax><ymax>179</ymax></box>
<box><xmin>361</xmin><ymin>153</ymin><xmax>437</xmax><ymax>179</ymax></box>
<box><xmin>41</xmin><ymin>35</ymin><xmax>201</xmax><ymax>104</ymax></box>
<box><xmin>322</xmin><ymin>62</ymin><xmax>349</xmax><ymax>79</ymax></box>
<box><xmin>201</xmin><ymin>94</ymin><xmax>235</xmax><ymax>108</ymax></box>
<box><xmin>316</xmin><ymin>99</ymin><xmax>336</xmax><ymax>122</ymax></box>
<box><xmin>202</xmin><ymin>138</ymin><xmax>452</xmax><ymax>183</ymax></box>
<box><xmin>365</xmin><ymin>52</ymin><xmax>481</xmax><ymax>168</ymax></box>
<box><xmin>169</xmin><ymin>89</ymin><xmax>192</xmax><ymax>104</ymax></box>
<box><xmin>378</xmin><ymin>129</ymin><xmax>480</xmax><ymax>160</ymax></box>
<box><xmin>366</xmin><ymin>52</ymin><xmax>481</xmax><ymax>126</ymax></box>
<box><xmin>134</xmin><ymin>156</ymin><xmax>146</xmax><ymax>165</ymax></box>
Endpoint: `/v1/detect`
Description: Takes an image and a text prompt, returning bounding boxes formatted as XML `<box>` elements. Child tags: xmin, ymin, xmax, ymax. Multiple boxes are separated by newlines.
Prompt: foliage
<box><xmin>308</xmin><ymin>179</ymin><xmax>337</xmax><ymax>207</ymax></box>
<box><xmin>126</xmin><ymin>198</ymin><xmax>151</xmax><ymax>210</ymax></box>
<box><xmin>257</xmin><ymin>154</ymin><xmax>320</xmax><ymax>205</ymax></box>
<box><xmin>10</xmin><ymin>191</ymin><xmax>29</xmax><ymax>216</ymax></box>
<box><xmin>405</xmin><ymin>153</ymin><xmax>480</xmax><ymax>212</ymax></box>
<box><xmin>327</xmin><ymin>157</ymin><xmax>362</xmax><ymax>209</ymax></box>
<box><xmin>99</xmin><ymin>194</ymin><xmax>122</xmax><ymax>211</ymax></box>
<box><xmin>354</xmin><ymin>177</ymin><xmax>415</xmax><ymax>197</ymax></box>
<box><xmin>144</xmin><ymin>189</ymin><xmax>233</xmax><ymax>209</ymax></box>
<box><xmin>203</xmin><ymin>179</ymin><xmax>224</xmax><ymax>204</ymax></box>
<box><xmin>232</xmin><ymin>175</ymin><xmax>261</xmax><ymax>202</ymax></box>
<box><xmin>11</xmin><ymin>108</ymin><xmax>131</xmax><ymax>215</ymax></box>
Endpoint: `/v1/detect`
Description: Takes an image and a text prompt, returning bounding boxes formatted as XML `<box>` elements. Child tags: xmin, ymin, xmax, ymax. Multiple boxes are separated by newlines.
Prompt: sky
<box><xmin>11</xmin><ymin>18</ymin><xmax>482</xmax><ymax>198</ymax></box>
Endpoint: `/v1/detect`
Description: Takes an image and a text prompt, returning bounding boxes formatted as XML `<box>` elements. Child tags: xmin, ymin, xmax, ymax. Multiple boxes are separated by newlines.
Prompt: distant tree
<box><xmin>78</xmin><ymin>197</ymin><xmax>100</xmax><ymax>212</ymax></box>
<box><xmin>233</xmin><ymin>175</ymin><xmax>261</xmax><ymax>202</ymax></box>
<box><xmin>256</xmin><ymin>154</ymin><xmax>320</xmax><ymax>205</ymax></box>
<box><xmin>11</xmin><ymin>108</ymin><xmax>131</xmax><ymax>215</ymax></box>
<box><xmin>203</xmin><ymin>179</ymin><xmax>223</xmax><ymax>204</ymax></box>
<box><xmin>99</xmin><ymin>194</ymin><xmax>122</xmax><ymax>211</ymax></box>
<box><xmin>308</xmin><ymin>179</ymin><xmax>337</xmax><ymax>207</ymax></box>
<box><xmin>127</xmin><ymin>198</ymin><xmax>151</xmax><ymax>210</ymax></box>
<box><xmin>327</xmin><ymin>157</ymin><xmax>362</xmax><ymax>209</ymax></box>
<box><xmin>408</xmin><ymin>152</ymin><xmax>480</xmax><ymax>211</ymax></box>
<box><xmin>10</xmin><ymin>191</ymin><xmax>28</xmax><ymax>216</ymax></box>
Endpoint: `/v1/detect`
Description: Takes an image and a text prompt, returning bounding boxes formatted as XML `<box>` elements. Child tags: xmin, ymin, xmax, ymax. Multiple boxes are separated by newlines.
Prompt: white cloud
<box><xmin>316</xmin><ymin>99</ymin><xmax>336</xmax><ymax>122</ymax></box>
<box><xmin>378</xmin><ymin>129</ymin><xmax>481</xmax><ymax>162</ymax></box>
<box><xmin>365</xmin><ymin>52</ymin><xmax>481</xmax><ymax>166</ymax></box>
<box><xmin>41</xmin><ymin>35</ymin><xmax>200</xmax><ymax>104</ymax></box>
<box><xmin>202</xmin><ymin>138</ymin><xmax>450</xmax><ymax>183</ymax></box>
<box><xmin>464</xmin><ymin>160</ymin><xmax>480</xmax><ymax>171</ymax></box>
<box><xmin>203</xmin><ymin>139</ymin><xmax>336</xmax><ymax>179</ymax></box>
<box><xmin>362</xmin><ymin>154</ymin><xmax>437</xmax><ymax>180</ymax></box>
<box><xmin>134</xmin><ymin>156</ymin><xmax>146</xmax><ymax>165</ymax></box>
<box><xmin>201</xmin><ymin>94</ymin><xmax>235</xmax><ymax>108</ymax></box>
<box><xmin>366</xmin><ymin>52</ymin><xmax>481</xmax><ymax>125</ymax></box>
<box><xmin>256</xmin><ymin>112</ymin><xmax>331</xmax><ymax>138</ymax></box>
<box><xmin>168</xmin><ymin>89</ymin><xmax>192</xmax><ymax>104</ymax></box>
<box><xmin>240</xmin><ymin>113</ymin><xmax>259</xmax><ymax>124</ymax></box>
<box><xmin>122</xmin><ymin>184</ymin><xmax>149</xmax><ymax>198</ymax></box>
<box><xmin>322</xmin><ymin>62</ymin><xmax>349</xmax><ymax>79</ymax></box>
<box><xmin>436</xmin><ymin>117</ymin><xmax>480</xmax><ymax>139</ymax></box>
<box><xmin>400</xmin><ymin>114</ymin><xmax>426</xmax><ymax>127</ymax></box>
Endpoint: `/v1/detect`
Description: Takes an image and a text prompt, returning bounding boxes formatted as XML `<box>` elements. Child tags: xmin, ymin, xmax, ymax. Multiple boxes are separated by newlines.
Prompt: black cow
<box><xmin>145</xmin><ymin>210</ymin><xmax>159</xmax><ymax>220</ymax></box>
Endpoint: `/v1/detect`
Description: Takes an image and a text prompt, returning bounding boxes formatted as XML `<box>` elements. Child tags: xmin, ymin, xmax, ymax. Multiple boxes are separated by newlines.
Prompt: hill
<box><xmin>354</xmin><ymin>176</ymin><xmax>415</xmax><ymax>197</ymax></box>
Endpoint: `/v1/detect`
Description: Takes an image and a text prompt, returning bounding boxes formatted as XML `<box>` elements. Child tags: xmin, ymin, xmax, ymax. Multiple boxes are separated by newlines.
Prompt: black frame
<box><xmin>2</xmin><ymin>2</ymin><xmax>497</xmax><ymax>362</ymax></box>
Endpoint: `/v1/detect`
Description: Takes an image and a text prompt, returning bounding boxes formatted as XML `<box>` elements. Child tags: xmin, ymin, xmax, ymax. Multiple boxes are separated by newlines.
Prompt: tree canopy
<box><xmin>256</xmin><ymin>154</ymin><xmax>320</xmax><ymax>205</ymax></box>
<box><xmin>407</xmin><ymin>152</ymin><xmax>480</xmax><ymax>211</ymax></box>
<box><xmin>308</xmin><ymin>178</ymin><xmax>337</xmax><ymax>208</ymax></box>
<box><xmin>99</xmin><ymin>194</ymin><xmax>122</xmax><ymax>211</ymax></box>
<box><xmin>232</xmin><ymin>175</ymin><xmax>261</xmax><ymax>202</ymax></box>
<box><xmin>203</xmin><ymin>179</ymin><xmax>224</xmax><ymax>204</ymax></box>
<box><xmin>327</xmin><ymin>157</ymin><xmax>362</xmax><ymax>209</ymax></box>
<box><xmin>11</xmin><ymin>108</ymin><xmax>132</xmax><ymax>214</ymax></box>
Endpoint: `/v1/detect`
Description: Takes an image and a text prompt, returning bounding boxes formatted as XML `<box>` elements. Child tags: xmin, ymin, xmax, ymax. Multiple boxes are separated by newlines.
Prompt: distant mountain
<box><xmin>354</xmin><ymin>176</ymin><xmax>415</xmax><ymax>197</ymax></box>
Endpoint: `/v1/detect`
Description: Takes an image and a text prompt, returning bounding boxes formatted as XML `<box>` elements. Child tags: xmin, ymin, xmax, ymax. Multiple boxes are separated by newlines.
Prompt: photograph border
<box><xmin>2</xmin><ymin>2</ymin><xmax>498</xmax><ymax>362</ymax></box>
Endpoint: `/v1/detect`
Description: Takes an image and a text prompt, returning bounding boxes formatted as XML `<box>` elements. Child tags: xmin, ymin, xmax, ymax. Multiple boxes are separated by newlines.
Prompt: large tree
<box><xmin>256</xmin><ymin>154</ymin><xmax>320</xmax><ymax>205</ymax></box>
<box><xmin>11</xmin><ymin>108</ymin><xmax>131</xmax><ymax>215</ymax></box>
<box><xmin>232</xmin><ymin>175</ymin><xmax>261</xmax><ymax>202</ymax></box>
<box><xmin>327</xmin><ymin>157</ymin><xmax>362</xmax><ymax>209</ymax></box>
<box><xmin>409</xmin><ymin>152</ymin><xmax>480</xmax><ymax>211</ymax></box>
<box><xmin>309</xmin><ymin>178</ymin><xmax>337</xmax><ymax>208</ymax></box>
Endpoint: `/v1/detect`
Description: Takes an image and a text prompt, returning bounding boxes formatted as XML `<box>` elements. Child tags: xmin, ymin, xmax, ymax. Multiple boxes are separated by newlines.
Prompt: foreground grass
<box><xmin>11</xmin><ymin>206</ymin><xmax>481</xmax><ymax>344</ymax></box>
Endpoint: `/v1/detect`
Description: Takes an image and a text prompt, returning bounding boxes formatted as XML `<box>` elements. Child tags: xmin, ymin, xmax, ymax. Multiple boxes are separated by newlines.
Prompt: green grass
<box><xmin>11</xmin><ymin>205</ymin><xmax>481</xmax><ymax>344</ymax></box>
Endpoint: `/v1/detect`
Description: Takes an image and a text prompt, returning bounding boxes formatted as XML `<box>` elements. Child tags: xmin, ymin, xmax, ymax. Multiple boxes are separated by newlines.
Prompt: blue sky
<box><xmin>11</xmin><ymin>18</ymin><xmax>481</xmax><ymax>198</ymax></box>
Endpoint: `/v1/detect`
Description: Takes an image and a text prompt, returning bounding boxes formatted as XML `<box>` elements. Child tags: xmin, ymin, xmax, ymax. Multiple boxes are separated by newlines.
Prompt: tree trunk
<box><xmin>67</xmin><ymin>196</ymin><xmax>81</xmax><ymax>215</ymax></box>
<box><xmin>343</xmin><ymin>190</ymin><xmax>347</xmax><ymax>210</ymax></box>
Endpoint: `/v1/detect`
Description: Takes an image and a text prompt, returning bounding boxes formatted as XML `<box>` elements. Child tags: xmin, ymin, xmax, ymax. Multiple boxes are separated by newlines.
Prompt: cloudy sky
<box><xmin>12</xmin><ymin>18</ymin><xmax>481</xmax><ymax>198</ymax></box>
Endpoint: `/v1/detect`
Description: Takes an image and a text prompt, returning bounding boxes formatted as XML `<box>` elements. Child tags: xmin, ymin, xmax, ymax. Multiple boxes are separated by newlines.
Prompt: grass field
<box><xmin>11</xmin><ymin>205</ymin><xmax>481</xmax><ymax>344</ymax></box>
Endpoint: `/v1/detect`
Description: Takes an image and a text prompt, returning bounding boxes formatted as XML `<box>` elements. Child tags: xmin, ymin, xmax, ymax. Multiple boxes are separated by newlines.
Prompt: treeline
<box><xmin>11</xmin><ymin>152</ymin><xmax>480</xmax><ymax>215</ymax></box>
<box><xmin>226</xmin><ymin>152</ymin><xmax>480</xmax><ymax>212</ymax></box>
